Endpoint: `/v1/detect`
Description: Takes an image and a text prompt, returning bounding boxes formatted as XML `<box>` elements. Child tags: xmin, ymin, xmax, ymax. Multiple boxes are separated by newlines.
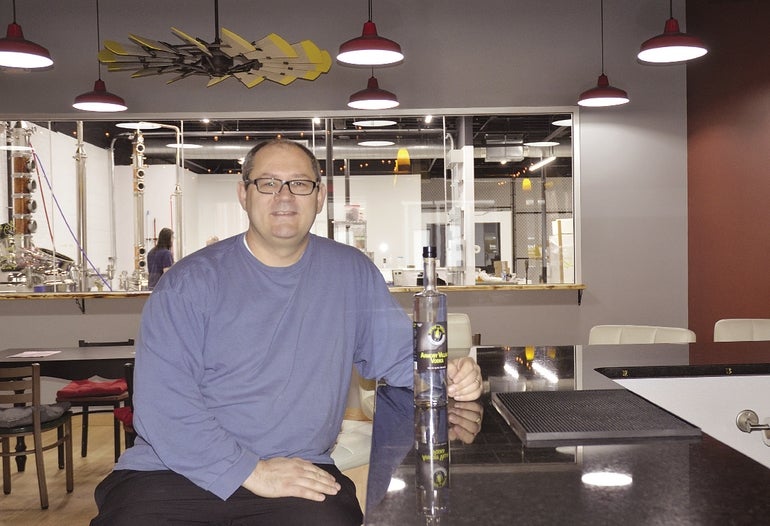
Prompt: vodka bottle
<box><xmin>413</xmin><ymin>246</ymin><xmax>448</xmax><ymax>406</ymax></box>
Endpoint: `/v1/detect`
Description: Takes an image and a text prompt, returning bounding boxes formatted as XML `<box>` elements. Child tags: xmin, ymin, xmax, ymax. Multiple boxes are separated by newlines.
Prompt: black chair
<box><xmin>55</xmin><ymin>339</ymin><xmax>133</xmax><ymax>462</ymax></box>
<box><xmin>1</xmin><ymin>363</ymin><xmax>74</xmax><ymax>509</ymax></box>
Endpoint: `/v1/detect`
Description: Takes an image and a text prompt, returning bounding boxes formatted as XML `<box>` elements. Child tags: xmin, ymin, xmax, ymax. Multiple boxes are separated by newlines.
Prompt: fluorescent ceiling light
<box><xmin>529</xmin><ymin>157</ymin><xmax>556</xmax><ymax>171</ymax></box>
<box><xmin>0</xmin><ymin>144</ymin><xmax>32</xmax><ymax>151</ymax></box>
<box><xmin>358</xmin><ymin>140</ymin><xmax>395</xmax><ymax>147</ymax></box>
<box><xmin>524</xmin><ymin>141</ymin><xmax>560</xmax><ymax>147</ymax></box>
<box><xmin>116</xmin><ymin>121</ymin><xmax>163</xmax><ymax>130</ymax></box>
<box><xmin>552</xmin><ymin>118</ymin><xmax>572</xmax><ymax>127</ymax></box>
<box><xmin>166</xmin><ymin>143</ymin><xmax>202</xmax><ymax>149</ymax></box>
<box><xmin>353</xmin><ymin>119</ymin><xmax>397</xmax><ymax>127</ymax></box>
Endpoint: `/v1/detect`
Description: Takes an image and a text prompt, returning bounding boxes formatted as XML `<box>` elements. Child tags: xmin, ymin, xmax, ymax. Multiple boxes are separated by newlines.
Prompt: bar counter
<box><xmin>365</xmin><ymin>346</ymin><xmax>770</xmax><ymax>525</ymax></box>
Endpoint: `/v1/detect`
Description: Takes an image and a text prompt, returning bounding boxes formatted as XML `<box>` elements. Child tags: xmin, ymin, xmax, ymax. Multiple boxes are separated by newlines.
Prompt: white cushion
<box><xmin>330</xmin><ymin>419</ymin><xmax>373</xmax><ymax>471</ymax></box>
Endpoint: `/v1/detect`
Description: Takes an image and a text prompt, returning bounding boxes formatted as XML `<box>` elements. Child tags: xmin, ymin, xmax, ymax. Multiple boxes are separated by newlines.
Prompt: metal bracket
<box><xmin>736</xmin><ymin>409</ymin><xmax>770</xmax><ymax>446</ymax></box>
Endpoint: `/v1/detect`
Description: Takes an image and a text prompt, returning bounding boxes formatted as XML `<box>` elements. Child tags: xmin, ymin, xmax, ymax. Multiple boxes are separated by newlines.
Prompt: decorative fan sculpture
<box><xmin>97</xmin><ymin>1</ymin><xmax>331</xmax><ymax>88</ymax></box>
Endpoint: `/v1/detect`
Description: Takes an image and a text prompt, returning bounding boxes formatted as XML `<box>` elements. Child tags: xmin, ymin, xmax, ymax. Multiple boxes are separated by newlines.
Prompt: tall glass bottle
<box><xmin>413</xmin><ymin>246</ymin><xmax>448</xmax><ymax>406</ymax></box>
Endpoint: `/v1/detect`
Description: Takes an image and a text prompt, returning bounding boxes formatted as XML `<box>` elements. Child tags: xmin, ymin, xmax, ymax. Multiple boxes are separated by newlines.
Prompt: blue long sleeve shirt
<box><xmin>115</xmin><ymin>234</ymin><xmax>413</xmax><ymax>500</ymax></box>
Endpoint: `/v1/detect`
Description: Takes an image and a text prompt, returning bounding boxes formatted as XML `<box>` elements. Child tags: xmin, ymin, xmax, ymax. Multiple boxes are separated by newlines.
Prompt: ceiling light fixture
<box><xmin>552</xmin><ymin>118</ymin><xmax>572</xmax><ymax>127</ymax></box>
<box><xmin>166</xmin><ymin>142</ymin><xmax>202</xmax><ymax>149</ymax></box>
<box><xmin>73</xmin><ymin>0</ymin><xmax>127</xmax><ymax>112</ymax></box>
<box><xmin>525</xmin><ymin>141</ymin><xmax>560</xmax><ymax>147</ymax></box>
<box><xmin>354</xmin><ymin>119</ymin><xmax>397</xmax><ymax>127</ymax></box>
<box><xmin>0</xmin><ymin>0</ymin><xmax>53</xmax><ymax>69</ymax></box>
<box><xmin>337</xmin><ymin>0</ymin><xmax>403</xmax><ymax>66</ymax></box>
<box><xmin>578</xmin><ymin>0</ymin><xmax>629</xmax><ymax>108</ymax></box>
<box><xmin>529</xmin><ymin>157</ymin><xmax>556</xmax><ymax>171</ymax></box>
<box><xmin>347</xmin><ymin>73</ymin><xmax>399</xmax><ymax>110</ymax></box>
<box><xmin>358</xmin><ymin>140</ymin><xmax>395</xmax><ymax>147</ymax></box>
<box><xmin>638</xmin><ymin>0</ymin><xmax>708</xmax><ymax>64</ymax></box>
<box><xmin>115</xmin><ymin>121</ymin><xmax>163</xmax><ymax>130</ymax></box>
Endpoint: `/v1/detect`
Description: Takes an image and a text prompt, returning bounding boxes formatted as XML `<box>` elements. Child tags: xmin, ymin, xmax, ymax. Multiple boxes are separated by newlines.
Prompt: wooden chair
<box><xmin>113</xmin><ymin>362</ymin><xmax>135</xmax><ymax>450</ymax></box>
<box><xmin>55</xmin><ymin>339</ymin><xmax>133</xmax><ymax>462</ymax></box>
<box><xmin>714</xmin><ymin>318</ymin><xmax>770</xmax><ymax>342</ymax></box>
<box><xmin>1</xmin><ymin>363</ymin><xmax>74</xmax><ymax>509</ymax></box>
<box><xmin>588</xmin><ymin>324</ymin><xmax>696</xmax><ymax>344</ymax></box>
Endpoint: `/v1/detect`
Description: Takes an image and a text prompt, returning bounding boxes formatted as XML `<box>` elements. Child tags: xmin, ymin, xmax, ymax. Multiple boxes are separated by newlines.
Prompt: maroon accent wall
<box><xmin>687</xmin><ymin>1</ymin><xmax>770</xmax><ymax>364</ymax></box>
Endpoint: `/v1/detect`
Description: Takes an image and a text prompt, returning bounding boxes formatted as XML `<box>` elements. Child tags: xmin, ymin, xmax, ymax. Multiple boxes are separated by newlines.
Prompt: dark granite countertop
<box><xmin>365</xmin><ymin>346</ymin><xmax>770</xmax><ymax>525</ymax></box>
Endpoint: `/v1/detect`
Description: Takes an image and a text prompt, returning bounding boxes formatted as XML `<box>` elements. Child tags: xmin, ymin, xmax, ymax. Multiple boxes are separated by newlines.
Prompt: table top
<box><xmin>0</xmin><ymin>345</ymin><xmax>136</xmax><ymax>380</ymax></box>
<box><xmin>364</xmin><ymin>345</ymin><xmax>770</xmax><ymax>525</ymax></box>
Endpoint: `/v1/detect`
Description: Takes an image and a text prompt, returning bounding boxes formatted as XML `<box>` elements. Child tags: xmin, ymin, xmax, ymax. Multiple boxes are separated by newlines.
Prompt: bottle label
<box><xmin>413</xmin><ymin>321</ymin><xmax>448</xmax><ymax>372</ymax></box>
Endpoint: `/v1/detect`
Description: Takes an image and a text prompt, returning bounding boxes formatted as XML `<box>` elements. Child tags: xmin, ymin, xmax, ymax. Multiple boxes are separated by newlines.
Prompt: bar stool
<box><xmin>54</xmin><ymin>339</ymin><xmax>133</xmax><ymax>462</ymax></box>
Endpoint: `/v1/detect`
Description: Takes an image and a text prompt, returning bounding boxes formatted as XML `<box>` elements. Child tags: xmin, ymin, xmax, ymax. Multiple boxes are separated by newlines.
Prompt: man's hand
<box><xmin>242</xmin><ymin>457</ymin><xmax>341</xmax><ymax>501</ymax></box>
<box><xmin>447</xmin><ymin>356</ymin><xmax>483</xmax><ymax>400</ymax></box>
<box><xmin>448</xmin><ymin>400</ymin><xmax>484</xmax><ymax>443</ymax></box>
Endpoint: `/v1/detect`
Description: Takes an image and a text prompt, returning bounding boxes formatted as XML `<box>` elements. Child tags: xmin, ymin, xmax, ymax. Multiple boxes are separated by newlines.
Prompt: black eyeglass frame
<box><xmin>243</xmin><ymin>177</ymin><xmax>320</xmax><ymax>196</ymax></box>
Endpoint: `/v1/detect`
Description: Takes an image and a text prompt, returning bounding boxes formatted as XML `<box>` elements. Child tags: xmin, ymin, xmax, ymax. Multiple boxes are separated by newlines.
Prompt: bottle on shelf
<box><xmin>413</xmin><ymin>246</ymin><xmax>448</xmax><ymax>406</ymax></box>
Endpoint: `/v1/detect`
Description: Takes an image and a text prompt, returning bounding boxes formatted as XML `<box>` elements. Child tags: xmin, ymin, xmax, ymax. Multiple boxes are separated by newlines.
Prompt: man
<box><xmin>91</xmin><ymin>139</ymin><xmax>482</xmax><ymax>525</ymax></box>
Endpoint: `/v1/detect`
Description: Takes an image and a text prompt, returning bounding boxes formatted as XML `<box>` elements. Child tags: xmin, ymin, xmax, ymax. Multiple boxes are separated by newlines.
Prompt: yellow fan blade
<box><xmin>234</xmin><ymin>72</ymin><xmax>266</xmax><ymax>88</ymax></box>
<box><xmin>261</xmin><ymin>71</ymin><xmax>297</xmax><ymax>86</ymax></box>
<box><xmin>244</xmin><ymin>33</ymin><xmax>297</xmax><ymax>60</ymax></box>
<box><xmin>98</xmin><ymin>49</ymin><xmax>120</xmax><ymax>63</ymax></box>
<box><xmin>207</xmin><ymin>75</ymin><xmax>231</xmax><ymax>87</ymax></box>
<box><xmin>105</xmin><ymin>40</ymin><xmax>152</xmax><ymax>57</ymax></box>
<box><xmin>171</xmin><ymin>27</ymin><xmax>212</xmax><ymax>56</ymax></box>
<box><xmin>128</xmin><ymin>34</ymin><xmax>179</xmax><ymax>54</ymax></box>
<box><xmin>220</xmin><ymin>27</ymin><xmax>256</xmax><ymax>57</ymax></box>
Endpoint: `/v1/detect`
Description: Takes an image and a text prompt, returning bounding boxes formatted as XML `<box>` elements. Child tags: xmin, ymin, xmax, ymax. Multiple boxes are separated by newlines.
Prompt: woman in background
<box><xmin>147</xmin><ymin>227</ymin><xmax>174</xmax><ymax>289</ymax></box>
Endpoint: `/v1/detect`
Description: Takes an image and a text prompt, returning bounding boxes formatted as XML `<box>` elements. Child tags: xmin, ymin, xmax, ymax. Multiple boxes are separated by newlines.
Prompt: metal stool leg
<box><xmin>81</xmin><ymin>406</ymin><xmax>89</xmax><ymax>457</ymax></box>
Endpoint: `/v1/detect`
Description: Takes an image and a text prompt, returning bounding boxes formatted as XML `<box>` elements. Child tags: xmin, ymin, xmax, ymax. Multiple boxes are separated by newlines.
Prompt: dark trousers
<box><xmin>90</xmin><ymin>465</ymin><xmax>363</xmax><ymax>526</ymax></box>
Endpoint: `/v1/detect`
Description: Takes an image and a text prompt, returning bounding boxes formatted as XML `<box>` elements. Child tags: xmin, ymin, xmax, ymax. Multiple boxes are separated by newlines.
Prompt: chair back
<box><xmin>0</xmin><ymin>364</ymin><xmax>40</xmax><ymax>415</ymax></box>
<box><xmin>589</xmin><ymin>324</ymin><xmax>696</xmax><ymax>345</ymax></box>
<box><xmin>714</xmin><ymin>318</ymin><xmax>770</xmax><ymax>342</ymax></box>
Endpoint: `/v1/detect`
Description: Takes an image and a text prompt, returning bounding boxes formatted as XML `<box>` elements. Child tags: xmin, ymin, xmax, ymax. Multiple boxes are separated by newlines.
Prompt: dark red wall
<box><xmin>687</xmin><ymin>0</ymin><xmax>770</xmax><ymax>364</ymax></box>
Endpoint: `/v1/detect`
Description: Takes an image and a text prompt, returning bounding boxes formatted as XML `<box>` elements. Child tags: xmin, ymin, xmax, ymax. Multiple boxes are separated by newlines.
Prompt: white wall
<box><xmin>0</xmin><ymin>0</ymin><xmax>690</xmax><ymax>347</ymax></box>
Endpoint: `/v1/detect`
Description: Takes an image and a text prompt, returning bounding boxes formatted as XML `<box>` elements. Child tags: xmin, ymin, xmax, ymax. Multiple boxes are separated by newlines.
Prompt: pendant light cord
<box><xmin>11</xmin><ymin>0</ymin><xmax>16</xmax><ymax>23</ymax></box>
<box><xmin>669</xmin><ymin>0</ymin><xmax>673</xmax><ymax>18</ymax></box>
<box><xmin>599</xmin><ymin>0</ymin><xmax>605</xmax><ymax>74</ymax></box>
<box><xmin>95</xmin><ymin>0</ymin><xmax>102</xmax><ymax>80</ymax></box>
<box><xmin>368</xmin><ymin>0</ymin><xmax>373</xmax><ymax>22</ymax></box>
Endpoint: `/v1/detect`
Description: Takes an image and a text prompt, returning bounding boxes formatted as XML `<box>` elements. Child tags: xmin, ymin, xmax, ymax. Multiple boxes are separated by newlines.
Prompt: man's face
<box><xmin>237</xmin><ymin>143</ymin><xmax>326</xmax><ymax>257</ymax></box>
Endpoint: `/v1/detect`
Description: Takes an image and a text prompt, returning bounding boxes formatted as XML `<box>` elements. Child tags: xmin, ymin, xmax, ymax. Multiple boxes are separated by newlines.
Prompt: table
<box><xmin>0</xmin><ymin>345</ymin><xmax>135</xmax><ymax>380</ymax></box>
<box><xmin>364</xmin><ymin>345</ymin><xmax>770</xmax><ymax>525</ymax></box>
<box><xmin>1</xmin><ymin>345</ymin><xmax>135</xmax><ymax>470</ymax></box>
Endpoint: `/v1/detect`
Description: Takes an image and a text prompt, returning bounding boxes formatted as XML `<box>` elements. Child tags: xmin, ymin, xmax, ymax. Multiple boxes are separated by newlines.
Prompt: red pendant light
<box><xmin>577</xmin><ymin>0</ymin><xmax>629</xmax><ymax>108</ymax></box>
<box><xmin>348</xmin><ymin>74</ymin><xmax>399</xmax><ymax>110</ymax></box>
<box><xmin>73</xmin><ymin>0</ymin><xmax>127</xmax><ymax>112</ymax></box>
<box><xmin>337</xmin><ymin>0</ymin><xmax>403</xmax><ymax>66</ymax></box>
<box><xmin>638</xmin><ymin>0</ymin><xmax>707</xmax><ymax>64</ymax></box>
<box><xmin>0</xmin><ymin>0</ymin><xmax>53</xmax><ymax>69</ymax></box>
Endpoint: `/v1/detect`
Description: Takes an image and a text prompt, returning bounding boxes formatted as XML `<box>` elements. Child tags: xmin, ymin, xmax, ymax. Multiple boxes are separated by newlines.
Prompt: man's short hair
<box><xmin>241</xmin><ymin>139</ymin><xmax>321</xmax><ymax>183</ymax></box>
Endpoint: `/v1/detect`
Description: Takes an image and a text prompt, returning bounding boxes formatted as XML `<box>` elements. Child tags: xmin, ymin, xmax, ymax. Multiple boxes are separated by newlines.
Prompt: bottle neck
<box><xmin>423</xmin><ymin>256</ymin><xmax>438</xmax><ymax>292</ymax></box>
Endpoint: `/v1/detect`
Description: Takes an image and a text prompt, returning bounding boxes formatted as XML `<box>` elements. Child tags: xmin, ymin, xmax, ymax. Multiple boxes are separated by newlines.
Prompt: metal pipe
<box><xmin>75</xmin><ymin>121</ymin><xmax>88</xmax><ymax>291</ymax></box>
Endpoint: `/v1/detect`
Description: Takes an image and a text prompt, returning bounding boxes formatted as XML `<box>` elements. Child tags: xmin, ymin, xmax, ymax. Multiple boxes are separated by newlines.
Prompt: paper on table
<box><xmin>7</xmin><ymin>350</ymin><xmax>61</xmax><ymax>358</ymax></box>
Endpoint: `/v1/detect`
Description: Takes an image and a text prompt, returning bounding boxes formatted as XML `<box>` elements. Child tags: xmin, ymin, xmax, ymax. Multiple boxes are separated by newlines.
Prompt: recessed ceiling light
<box><xmin>552</xmin><ymin>118</ymin><xmax>572</xmax><ymax>127</ymax></box>
<box><xmin>353</xmin><ymin>119</ymin><xmax>397</xmax><ymax>127</ymax></box>
<box><xmin>116</xmin><ymin>121</ymin><xmax>163</xmax><ymax>130</ymax></box>
<box><xmin>524</xmin><ymin>141</ymin><xmax>560</xmax><ymax>147</ymax></box>
<box><xmin>358</xmin><ymin>140</ymin><xmax>395</xmax><ymax>147</ymax></box>
<box><xmin>166</xmin><ymin>143</ymin><xmax>203</xmax><ymax>149</ymax></box>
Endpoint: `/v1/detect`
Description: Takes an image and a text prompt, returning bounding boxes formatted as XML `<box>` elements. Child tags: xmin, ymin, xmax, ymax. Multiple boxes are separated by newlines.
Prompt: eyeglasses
<box><xmin>243</xmin><ymin>177</ymin><xmax>319</xmax><ymax>196</ymax></box>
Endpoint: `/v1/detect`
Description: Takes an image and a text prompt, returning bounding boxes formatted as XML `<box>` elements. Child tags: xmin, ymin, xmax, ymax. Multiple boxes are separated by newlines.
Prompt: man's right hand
<box><xmin>241</xmin><ymin>457</ymin><xmax>341</xmax><ymax>501</ymax></box>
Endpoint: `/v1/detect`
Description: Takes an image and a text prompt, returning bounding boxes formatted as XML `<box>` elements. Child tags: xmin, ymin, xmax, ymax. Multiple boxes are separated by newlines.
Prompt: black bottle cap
<box><xmin>423</xmin><ymin>246</ymin><xmax>437</xmax><ymax>258</ymax></box>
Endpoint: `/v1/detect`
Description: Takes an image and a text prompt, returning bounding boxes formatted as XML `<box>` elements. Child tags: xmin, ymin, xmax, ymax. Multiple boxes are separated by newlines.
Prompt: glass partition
<box><xmin>0</xmin><ymin>112</ymin><xmax>574</xmax><ymax>292</ymax></box>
